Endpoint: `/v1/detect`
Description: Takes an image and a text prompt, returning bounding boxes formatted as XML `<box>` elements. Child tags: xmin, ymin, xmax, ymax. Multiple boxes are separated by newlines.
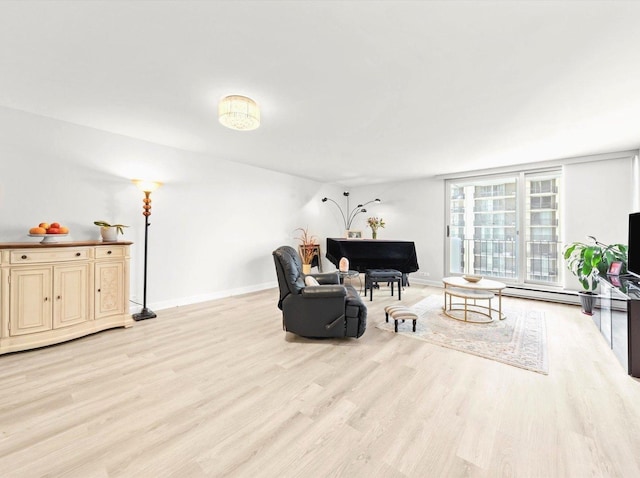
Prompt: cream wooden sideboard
<box><xmin>0</xmin><ymin>241</ymin><xmax>133</xmax><ymax>355</ymax></box>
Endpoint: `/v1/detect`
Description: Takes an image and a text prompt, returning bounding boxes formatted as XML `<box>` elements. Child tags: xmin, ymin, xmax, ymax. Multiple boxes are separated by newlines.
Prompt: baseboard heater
<box><xmin>502</xmin><ymin>285</ymin><xmax>581</xmax><ymax>306</ymax></box>
<box><xmin>413</xmin><ymin>277</ymin><xmax>582</xmax><ymax>306</ymax></box>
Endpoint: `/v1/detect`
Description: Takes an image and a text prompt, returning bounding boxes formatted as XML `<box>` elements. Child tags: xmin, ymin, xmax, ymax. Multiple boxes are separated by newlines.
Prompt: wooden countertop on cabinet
<box><xmin>0</xmin><ymin>240</ymin><xmax>133</xmax><ymax>249</ymax></box>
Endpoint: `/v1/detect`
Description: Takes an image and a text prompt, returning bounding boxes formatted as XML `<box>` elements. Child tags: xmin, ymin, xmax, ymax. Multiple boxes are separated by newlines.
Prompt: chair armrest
<box><xmin>301</xmin><ymin>285</ymin><xmax>346</xmax><ymax>299</ymax></box>
<box><xmin>309</xmin><ymin>272</ymin><xmax>340</xmax><ymax>285</ymax></box>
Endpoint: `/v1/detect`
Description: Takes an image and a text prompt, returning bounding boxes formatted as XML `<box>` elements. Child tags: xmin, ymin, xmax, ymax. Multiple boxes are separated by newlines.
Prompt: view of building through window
<box><xmin>447</xmin><ymin>170</ymin><xmax>561</xmax><ymax>285</ymax></box>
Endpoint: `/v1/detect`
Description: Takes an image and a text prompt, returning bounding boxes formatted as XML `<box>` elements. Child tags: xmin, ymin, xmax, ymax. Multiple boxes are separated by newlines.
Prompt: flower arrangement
<box><xmin>294</xmin><ymin>227</ymin><xmax>318</xmax><ymax>265</ymax></box>
<box><xmin>367</xmin><ymin>217</ymin><xmax>385</xmax><ymax>239</ymax></box>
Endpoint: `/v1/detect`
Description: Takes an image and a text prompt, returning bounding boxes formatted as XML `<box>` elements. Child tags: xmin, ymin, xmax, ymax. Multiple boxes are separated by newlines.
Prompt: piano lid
<box><xmin>325</xmin><ymin>238</ymin><xmax>419</xmax><ymax>273</ymax></box>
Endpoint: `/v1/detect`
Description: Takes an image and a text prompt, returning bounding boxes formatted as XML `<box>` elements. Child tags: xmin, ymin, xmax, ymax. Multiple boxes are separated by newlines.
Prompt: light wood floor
<box><xmin>2</xmin><ymin>283</ymin><xmax>640</xmax><ymax>477</ymax></box>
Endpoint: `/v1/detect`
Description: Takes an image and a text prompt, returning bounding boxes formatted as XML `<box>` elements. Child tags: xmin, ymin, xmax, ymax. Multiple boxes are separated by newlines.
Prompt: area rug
<box><xmin>376</xmin><ymin>295</ymin><xmax>548</xmax><ymax>374</ymax></box>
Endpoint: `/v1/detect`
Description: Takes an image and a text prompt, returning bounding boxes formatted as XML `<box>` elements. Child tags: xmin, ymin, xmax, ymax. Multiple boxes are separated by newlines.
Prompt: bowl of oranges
<box><xmin>29</xmin><ymin>222</ymin><xmax>69</xmax><ymax>243</ymax></box>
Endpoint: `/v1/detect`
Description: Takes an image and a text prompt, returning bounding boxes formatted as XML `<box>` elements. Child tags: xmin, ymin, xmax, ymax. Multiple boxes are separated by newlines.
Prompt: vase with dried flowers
<box><xmin>295</xmin><ymin>227</ymin><xmax>318</xmax><ymax>274</ymax></box>
<box><xmin>367</xmin><ymin>217</ymin><xmax>385</xmax><ymax>239</ymax></box>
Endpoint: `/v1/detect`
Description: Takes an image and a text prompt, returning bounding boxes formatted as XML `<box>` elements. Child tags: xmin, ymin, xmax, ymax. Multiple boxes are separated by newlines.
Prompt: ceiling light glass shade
<box><xmin>218</xmin><ymin>95</ymin><xmax>260</xmax><ymax>131</ymax></box>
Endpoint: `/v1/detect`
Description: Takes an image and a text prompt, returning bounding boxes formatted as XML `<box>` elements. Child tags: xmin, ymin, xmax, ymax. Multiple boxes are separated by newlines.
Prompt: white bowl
<box><xmin>28</xmin><ymin>233</ymin><xmax>69</xmax><ymax>244</ymax></box>
<box><xmin>463</xmin><ymin>274</ymin><xmax>483</xmax><ymax>283</ymax></box>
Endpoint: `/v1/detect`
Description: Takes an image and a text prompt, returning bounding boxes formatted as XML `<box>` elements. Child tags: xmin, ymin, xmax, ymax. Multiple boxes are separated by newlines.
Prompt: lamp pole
<box><xmin>132</xmin><ymin>180</ymin><xmax>161</xmax><ymax>321</ymax></box>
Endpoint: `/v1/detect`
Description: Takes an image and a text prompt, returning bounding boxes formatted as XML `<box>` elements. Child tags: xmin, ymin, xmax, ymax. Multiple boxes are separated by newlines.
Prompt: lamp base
<box><xmin>132</xmin><ymin>308</ymin><xmax>157</xmax><ymax>321</ymax></box>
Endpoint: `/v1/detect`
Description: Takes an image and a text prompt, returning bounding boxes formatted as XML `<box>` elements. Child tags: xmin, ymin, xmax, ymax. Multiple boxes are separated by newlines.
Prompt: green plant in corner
<box><xmin>563</xmin><ymin>237</ymin><xmax>627</xmax><ymax>291</ymax></box>
<box><xmin>93</xmin><ymin>220</ymin><xmax>129</xmax><ymax>235</ymax></box>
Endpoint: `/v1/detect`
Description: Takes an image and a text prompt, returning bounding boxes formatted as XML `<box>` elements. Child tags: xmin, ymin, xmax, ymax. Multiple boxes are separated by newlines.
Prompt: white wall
<box><xmin>0</xmin><ymin>106</ymin><xmax>338</xmax><ymax>310</ymax></box>
<box><xmin>562</xmin><ymin>153</ymin><xmax>635</xmax><ymax>289</ymax></box>
<box><xmin>2</xmin><ymin>106</ymin><xmax>635</xmax><ymax>307</ymax></box>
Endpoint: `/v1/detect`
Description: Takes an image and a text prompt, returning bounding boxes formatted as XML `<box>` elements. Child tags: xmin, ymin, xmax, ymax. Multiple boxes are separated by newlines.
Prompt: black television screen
<box><xmin>628</xmin><ymin>212</ymin><xmax>640</xmax><ymax>277</ymax></box>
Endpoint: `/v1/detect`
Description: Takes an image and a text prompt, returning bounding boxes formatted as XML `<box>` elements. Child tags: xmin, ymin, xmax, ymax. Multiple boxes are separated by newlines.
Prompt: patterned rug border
<box><xmin>376</xmin><ymin>295</ymin><xmax>549</xmax><ymax>375</ymax></box>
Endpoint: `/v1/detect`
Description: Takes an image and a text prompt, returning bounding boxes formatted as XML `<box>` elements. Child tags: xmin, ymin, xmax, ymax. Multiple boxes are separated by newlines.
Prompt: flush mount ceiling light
<box><xmin>218</xmin><ymin>95</ymin><xmax>260</xmax><ymax>131</ymax></box>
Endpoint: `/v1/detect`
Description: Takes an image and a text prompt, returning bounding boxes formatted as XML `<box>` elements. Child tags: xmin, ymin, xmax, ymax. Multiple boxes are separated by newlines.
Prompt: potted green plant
<box><xmin>563</xmin><ymin>237</ymin><xmax>627</xmax><ymax>315</ymax></box>
<box><xmin>94</xmin><ymin>220</ymin><xmax>129</xmax><ymax>242</ymax></box>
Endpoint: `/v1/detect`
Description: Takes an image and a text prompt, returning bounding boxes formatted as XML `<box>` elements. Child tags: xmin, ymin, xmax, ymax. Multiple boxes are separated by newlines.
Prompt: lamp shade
<box><xmin>132</xmin><ymin>179</ymin><xmax>162</xmax><ymax>193</ymax></box>
<box><xmin>218</xmin><ymin>95</ymin><xmax>260</xmax><ymax>131</ymax></box>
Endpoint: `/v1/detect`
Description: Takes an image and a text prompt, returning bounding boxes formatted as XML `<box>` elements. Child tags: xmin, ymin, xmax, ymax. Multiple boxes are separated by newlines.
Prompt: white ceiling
<box><xmin>1</xmin><ymin>1</ymin><xmax>639</xmax><ymax>186</ymax></box>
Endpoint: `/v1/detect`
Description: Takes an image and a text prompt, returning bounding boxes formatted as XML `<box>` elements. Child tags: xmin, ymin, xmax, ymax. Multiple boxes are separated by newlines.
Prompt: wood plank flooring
<box><xmin>1</xmin><ymin>283</ymin><xmax>640</xmax><ymax>477</ymax></box>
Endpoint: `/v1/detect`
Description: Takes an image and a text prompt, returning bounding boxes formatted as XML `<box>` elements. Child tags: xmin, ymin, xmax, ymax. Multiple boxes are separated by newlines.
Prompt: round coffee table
<box><xmin>442</xmin><ymin>276</ymin><xmax>507</xmax><ymax>323</ymax></box>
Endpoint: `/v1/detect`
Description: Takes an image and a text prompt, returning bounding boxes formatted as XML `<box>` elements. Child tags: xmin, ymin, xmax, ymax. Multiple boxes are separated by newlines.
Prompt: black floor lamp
<box><xmin>132</xmin><ymin>179</ymin><xmax>162</xmax><ymax>321</ymax></box>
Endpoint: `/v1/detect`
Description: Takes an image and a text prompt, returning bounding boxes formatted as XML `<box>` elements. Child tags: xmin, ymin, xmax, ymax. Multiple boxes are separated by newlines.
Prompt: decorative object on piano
<box><xmin>366</xmin><ymin>216</ymin><xmax>385</xmax><ymax>239</ymax></box>
<box><xmin>339</xmin><ymin>257</ymin><xmax>349</xmax><ymax>272</ymax></box>
<box><xmin>346</xmin><ymin>230</ymin><xmax>362</xmax><ymax>239</ymax></box>
<box><xmin>321</xmin><ymin>192</ymin><xmax>381</xmax><ymax>236</ymax></box>
<box><xmin>563</xmin><ymin>235</ymin><xmax>627</xmax><ymax>315</ymax></box>
<box><xmin>295</xmin><ymin>227</ymin><xmax>318</xmax><ymax>274</ymax></box>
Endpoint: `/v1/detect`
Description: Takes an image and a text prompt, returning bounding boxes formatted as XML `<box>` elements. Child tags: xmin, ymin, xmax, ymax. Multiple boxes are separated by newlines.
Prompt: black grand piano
<box><xmin>325</xmin><ymin>238</ymin><xmax>419</xmax><ymax>284</ymax></box>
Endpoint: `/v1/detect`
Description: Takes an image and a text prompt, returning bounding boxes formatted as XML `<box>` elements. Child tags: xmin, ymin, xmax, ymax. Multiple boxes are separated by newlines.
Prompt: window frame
<box><xmin>445</xmin><ymin>168</ymin><xmax>562</xmax><ymax>287</ymax></box>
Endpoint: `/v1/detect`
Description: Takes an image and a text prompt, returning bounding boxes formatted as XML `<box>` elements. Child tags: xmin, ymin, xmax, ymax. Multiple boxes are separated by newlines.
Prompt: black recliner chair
<box><xmin>272</xmin><ymin>246</ymin><xmax>367</xmax><ymax>338</ymax></box>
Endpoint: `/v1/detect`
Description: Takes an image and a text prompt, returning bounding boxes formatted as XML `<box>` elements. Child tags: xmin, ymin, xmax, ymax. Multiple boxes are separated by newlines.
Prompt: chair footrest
<box><xmin>383</xmin><ymin>306</ymin><xmax>415</xmax><ymax>317</ymax></box>
<box><xmin>390</xmin><ymin>311</ymin><xmax>418</xmax><ymax>320</ymax></box>
<box><xmin>384</xmin><ymin>305</ymin><xmax>418</xmax><ymax>333</ymax></box>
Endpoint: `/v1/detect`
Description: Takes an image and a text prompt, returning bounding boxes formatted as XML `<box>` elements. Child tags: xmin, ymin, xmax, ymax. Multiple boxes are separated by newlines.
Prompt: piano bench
<box><xmin>365</xmin><ymin>269</ymin><xmax>402</xmax><ymax>302</ymax></box>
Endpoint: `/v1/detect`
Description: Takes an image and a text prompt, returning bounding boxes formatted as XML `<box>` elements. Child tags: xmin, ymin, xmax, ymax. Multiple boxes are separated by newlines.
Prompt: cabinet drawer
<box><xmin>10</xmin><ymin>248</ymin><xmax>89</xmax><ymax>264</ymax></box>
<box><xmin>95</xmin><ymin>246</ymin><xmax>126</xmax><ymax>259</ymax></box>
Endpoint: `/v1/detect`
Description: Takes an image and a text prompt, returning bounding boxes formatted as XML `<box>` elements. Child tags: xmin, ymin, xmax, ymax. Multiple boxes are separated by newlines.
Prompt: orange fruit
<box><xmin>39</xmin><ymin>222</ymin><xmax>50</xmax><ymax>229</ymax></box>
<box><xmin>59</xmin><ymin>226</ymin><xmax>69</xmax><ymax>234</ymax></box>
<box><xmin>29</xmin><ymin>227</ymin><xmax>46</xmax><ymax>234</ymax></box>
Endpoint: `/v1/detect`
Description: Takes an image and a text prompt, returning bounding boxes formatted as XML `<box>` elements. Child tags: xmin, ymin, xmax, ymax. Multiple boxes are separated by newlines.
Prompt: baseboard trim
<box><xmin>130</xmin><ymin>277</ymin><xmax>585</xmax><ymax>315</ymax></box>
<box><xmin>129</xmin><ymin>281</ymin><xmax>278</xmax><ymax>313</ymax></box>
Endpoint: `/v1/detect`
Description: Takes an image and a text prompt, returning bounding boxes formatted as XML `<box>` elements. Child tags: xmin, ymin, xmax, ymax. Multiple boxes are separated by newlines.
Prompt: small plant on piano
<box><xmin>367</xmin><ymin>217</ymin><xmax>385</xmax><ymax>239</ymax></box>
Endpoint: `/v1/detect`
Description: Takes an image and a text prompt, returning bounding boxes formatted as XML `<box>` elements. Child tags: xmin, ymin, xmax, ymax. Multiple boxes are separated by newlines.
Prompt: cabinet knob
<box><xmin>75</xmin><ymin>252</ymin><xmax>81</xmax><ymax>257</ymax></box>
<box><xmin>107</xmin><ymin>250</ymin><xmax>112</xmax><ymax>255</ymax></box>
<box><xmin>44</xmin><ymin>297</ymin><xmax>48</xmax><ymax>302</ymax></box>
<box><xmin>57</xmin><ymin>295</ymin><xmax>61</xmax><ymax>300</ymax></box>
<box><xmin>97</xmin><ymin>289</ymin><xmax>101</xmax><ymax>293</ymax></box>
<box><xmin>21</xmin><ymin>255</ymin><xmax>27</xmax><ymax>259</ymax></box>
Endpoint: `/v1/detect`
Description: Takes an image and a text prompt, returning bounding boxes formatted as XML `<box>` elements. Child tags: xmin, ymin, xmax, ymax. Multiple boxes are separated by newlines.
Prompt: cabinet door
<box><xmin>53</xmin><ymin>263</ymin><xmax>89</xmax><ymax>328</ymax></box>
<box><xmin>95</xmin><ymin>261</ymin><xmax>125</xmax><ymax>319</ymax></box>
<box><xmin>9</xmin><ymin>267</ymin><xmax>53</xmax><ymax>336</ymax></box>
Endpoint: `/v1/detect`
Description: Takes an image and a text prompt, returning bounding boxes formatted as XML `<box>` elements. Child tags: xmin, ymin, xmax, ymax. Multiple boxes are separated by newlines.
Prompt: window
<box><xmin>446</xmin><ymin>170</ymin><xmax>561</xmax><ymax>286</ymax></box>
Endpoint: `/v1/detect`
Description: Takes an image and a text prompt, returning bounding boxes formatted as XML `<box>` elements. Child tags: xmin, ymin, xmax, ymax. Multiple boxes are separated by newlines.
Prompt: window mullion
<box><xmin>517</xmin><ymin>172</ymin><xmax>527</xmax><ymax>284</ymax></box>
